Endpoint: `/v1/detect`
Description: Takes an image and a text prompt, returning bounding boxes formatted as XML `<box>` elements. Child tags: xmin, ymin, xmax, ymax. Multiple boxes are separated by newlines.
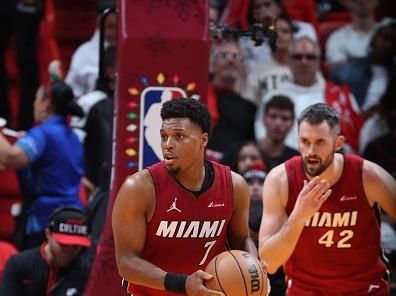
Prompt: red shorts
<box><xmin>285</xmin><ymin>279</ymin><xmax>389</xmax><ymax>296</ymax></box>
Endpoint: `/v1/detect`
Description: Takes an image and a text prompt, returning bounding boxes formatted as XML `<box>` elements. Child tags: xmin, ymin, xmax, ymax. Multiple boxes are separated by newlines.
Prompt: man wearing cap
<box><xmin>244</xmin><ymin>162</ymin><xmax>286</xmax><ymax>296</ymax></box>
<box><xmin>244</xmin><ymin>161</ymin><xmax>268</xmax><ymax>204</ymax></box>
<box><xmin>0</xmin><ymin>206</ymin><xmax>91</xmax><ymax>296</ymax></box>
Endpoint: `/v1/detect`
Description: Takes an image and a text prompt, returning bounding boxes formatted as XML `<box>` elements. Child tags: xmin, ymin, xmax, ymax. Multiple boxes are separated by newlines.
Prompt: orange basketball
<box><xmin>205</xmin><ymin>250</ymin><xmax>268</xmax><ymax>296</ymax></box>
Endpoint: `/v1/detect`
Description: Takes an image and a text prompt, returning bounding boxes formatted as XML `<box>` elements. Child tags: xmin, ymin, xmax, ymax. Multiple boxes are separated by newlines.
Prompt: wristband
<box><xmin>164</xmin><ymin>272</ymin><xmax>188</xmax><ymax>294</ymax></box>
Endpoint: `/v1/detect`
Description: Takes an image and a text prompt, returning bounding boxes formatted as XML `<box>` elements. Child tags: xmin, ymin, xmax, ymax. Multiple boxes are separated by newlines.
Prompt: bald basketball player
<box><xmin>259</xmin><ymin>103</ymin><xmax>396</xmax><ymax>295</ymax></box>
<box><xmin>113</xmin><ymin>98</ymin><xmax>259</xmax><ymax>296</ymax></box>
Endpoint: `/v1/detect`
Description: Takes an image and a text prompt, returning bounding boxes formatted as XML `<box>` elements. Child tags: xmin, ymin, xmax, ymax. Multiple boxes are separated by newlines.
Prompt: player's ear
<box><xmin>335</xmin><ymin>135</ymin><xmax>345</xmax><ymax>151</ymax></box>
<box><xmin>201</xmin><ymin>133</ymin><xmax>208</xmax><ymax>147</ymax></box>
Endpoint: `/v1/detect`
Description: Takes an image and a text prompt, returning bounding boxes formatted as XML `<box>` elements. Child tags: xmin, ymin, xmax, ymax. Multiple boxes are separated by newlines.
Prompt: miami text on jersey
<box><xmin>304</xmin><ymin>211</ymin><xmax>358</xmax><ymax>227</ymax></box>
<box><xmin>156</xmin><ymin>220</ymin><xmax>226</xmax><ymax>238</ymax></box>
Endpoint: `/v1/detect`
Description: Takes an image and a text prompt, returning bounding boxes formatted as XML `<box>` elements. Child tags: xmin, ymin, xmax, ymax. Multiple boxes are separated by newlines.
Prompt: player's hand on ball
<box><xmin>185</xmin><ymin>270</ymin><xmax>225</xmax><ymax>296</ymax></box>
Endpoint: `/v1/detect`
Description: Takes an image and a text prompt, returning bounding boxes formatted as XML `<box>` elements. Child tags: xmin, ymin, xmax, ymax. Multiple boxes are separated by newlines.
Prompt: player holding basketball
<box><xmin>259</xmin><ymin>103</ymin><xmax>396</xmax><ymax>295</ymax></box>
<box><xmin>113</xmin><ymin>98</ymin><xmax>259</xmax><ymax>296</ymax></box>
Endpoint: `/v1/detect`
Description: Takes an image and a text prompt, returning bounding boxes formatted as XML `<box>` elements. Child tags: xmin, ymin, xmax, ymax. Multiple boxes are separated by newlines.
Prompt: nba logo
<box><xmin>139</xmin><ymin>86</ymin><xmax>187</xmax><ymax>170</ymax></box>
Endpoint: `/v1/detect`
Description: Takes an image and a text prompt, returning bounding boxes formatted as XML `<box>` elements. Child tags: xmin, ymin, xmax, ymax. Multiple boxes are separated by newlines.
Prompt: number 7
<box><xmin>199</xmin><ymin>240</ymin><xmax>216</xmax><ymax>266</ymax></box>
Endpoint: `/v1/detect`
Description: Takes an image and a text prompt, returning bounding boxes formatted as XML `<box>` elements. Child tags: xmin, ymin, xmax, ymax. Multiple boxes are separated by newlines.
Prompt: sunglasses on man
<box><xmin>291</xmin><ymin>53</ymin><xmax>318</xmax><ymax>61</ymax></box>
<box><xmin>215</xmin><ymin>52</ymin><xmax>243</xmax><ymax>61</ymax></box>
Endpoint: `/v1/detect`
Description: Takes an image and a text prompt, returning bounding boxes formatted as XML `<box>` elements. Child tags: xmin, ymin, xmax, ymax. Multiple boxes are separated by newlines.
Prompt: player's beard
<box><xmin>303</xmin><ymin>149</ymin><xmax>335</xmax><ymax>177</ymax></box>
<box><xmin>166</xmin><ymin>165</ymin><xmax>180</xmax><ymax>175</ymax></box>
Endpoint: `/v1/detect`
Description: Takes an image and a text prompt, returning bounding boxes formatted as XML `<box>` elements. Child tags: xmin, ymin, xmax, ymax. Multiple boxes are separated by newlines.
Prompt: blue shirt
<box><xmin>15</xmin><ymin>116</ymin><xmax>84</xmax><ymax>234</ymax></box>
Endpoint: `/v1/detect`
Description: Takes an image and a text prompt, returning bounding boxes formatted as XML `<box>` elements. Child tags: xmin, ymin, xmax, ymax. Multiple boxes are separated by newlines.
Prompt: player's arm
<box><xmin>112</xmin><ymin>170</ymin><xmax>167</xmax><ymax>290</ymax></box>
<box><xmin>227</xmin><ymin>172</ymin><xmax>257</xmax><ymax>257</ymax></box>
<box><xmin>363</xmin><ymin>160</ymin><xmax>396</xmax><ymax>220</ymax></box>
<box><xmin>258</xmin><ymin>165</ymin><xmax>331</xmax><ymax>274</ymax></box>
<box><xmin>113</xmin><ymin>170</ymin><xmax>224</xmax><ymax>296</ymax></box>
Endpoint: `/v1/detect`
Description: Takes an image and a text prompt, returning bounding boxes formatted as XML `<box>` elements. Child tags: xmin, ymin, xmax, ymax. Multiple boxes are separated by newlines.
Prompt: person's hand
<box><xmin>258</xmin><ymin>260</ymin><xmax>271</xmax><ymax>296</ymax></box>
<box><xmin>185</xmin><ymin>270</ymin><xmax>224</xmax><ymax>296</ymax></box>
<box><xmin>48</xmin><ymin>59</ymin><xmax>63</xmax><ymax>80</ymax></box>
<box><xmin>293</xmin><ymin>176</ymin><xmax>332</xmax><ymax>223</ymax></box>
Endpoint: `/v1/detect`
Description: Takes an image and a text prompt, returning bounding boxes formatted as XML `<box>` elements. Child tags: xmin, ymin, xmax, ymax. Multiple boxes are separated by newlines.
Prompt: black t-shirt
<box><xmin>84</xmin><ymin>97</ymin><xmax>113</xmax><ymax>186</ymax></box>
<box><xmin>363</xmin><ymin>133</ymin><xmax>396</xmax><ymax>179</ymax></box>
<box><xmin>263</xmin><ymin>145</ymin><xmax>299</xmax><ymax>170</ymax></box>
<box><xmin>207</xmin><ymin>88</ymin><xmax>256</xmax><ymax>154</ymax></box>
<box><xmin>0</xmin><ymin>245</ymin><xmax>90</xmax><ymax>296</ymax></box>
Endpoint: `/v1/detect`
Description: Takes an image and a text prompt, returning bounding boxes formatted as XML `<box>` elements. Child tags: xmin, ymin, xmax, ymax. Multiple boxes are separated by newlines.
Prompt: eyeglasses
<box><xmin>215</xmin><ymin>52</ymin><xmax>243</xmax><ymax>61</ymax></box>
<box><xmin>291</xmin><ymin>54</ymin><xmax>318</xmax><ymax>61</ymax></box>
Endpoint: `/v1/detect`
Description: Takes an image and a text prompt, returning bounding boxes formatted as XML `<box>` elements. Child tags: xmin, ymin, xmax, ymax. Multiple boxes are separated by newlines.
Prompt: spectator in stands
<box><xmin>258</xmin><ymin>95</ymin><xmax>299</xmax><ymax>170</ymax></box>
<box><xmin>243</xmin><ymin>14</ymin><xmax>295</xmax><ymax>105</ymax></box>
<box><xmin>0</xmin><ymin>206</ymin><xmax>91</xmax><ymax>295</ymax></box>
<box><xmin>0</xmin><ymin>0</ymin><xmax>43</xmax><ymax>130</ymax></box>
<box><xmin>361</xmin><ymin>77</ymin><xmax>396</xmax><ymax>178</ymax></box>
<box><xmin>71</xmin><ymin>45</ymin><xmax>115</xmax><ymax>188</ymax></box>
<box><xmin>0</xmin><ymin>241</ymin><xmax>17</xmax><ymax>282</ymax></box>
<box><xmin>255</xmin><ymin>36</ymin><xmax>363</xmax><ymax>153</ymax></box>
<box><xmin>65</xmin><ymin>2</ymin><xmax>116</xmax><ymax>98</ymax></box>
<box><xmin>84</xmin><ymin>166</ymin><xmax>111</xmax><ymax>266</ymax></box>
<box><xmin>221</xmin><ymin>140</ymin><xmax>266</xmax><ymax>174</ymax></box>
<box><xmin>330</xmin><ymin>18</ymin><xmax>396</xmax><ymax>115</ymax></box>
<box><xmin>209</xmin><ymin>0</ymin><xmax>226</xmax><ymax>22</ymax></box>
<box><xmin>206</xmin><ymin>39</ymin><xmax>256</xmax><ymax>162</ymax></box>
<box><xmin>0</xmin><ymin>81</ymin><xmax>84</xmax><ymax>249</ymax></box>
<box><xmin>244</xmin><ymin>161</ymin><xmax>267</xmax><ymax>244</ymax></box>
<box><xmin>240</xmin><ymin>0</ymin><xmax>317</xmax><ymax>72</ymax></box>
<box><xmin>244</xmin><ymin>161</ymin><xmax>267</xmax><ymax>203</ymax></box>
<box><xmin>325</xmin><ymin>0</ymin><xmax>378</xmax><ymax>69</ymax></box>
<box><xmin>243</xmin><ymin>161</ymin><xmax>286</xmax><ymax>296</ymax></box>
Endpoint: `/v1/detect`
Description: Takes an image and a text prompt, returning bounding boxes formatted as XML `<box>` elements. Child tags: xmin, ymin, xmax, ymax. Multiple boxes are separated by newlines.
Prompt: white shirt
<box><xmin>326</xmin><ymin>24</ymin><xmax>374</xmax><ymax>64</ymax></box>
<box><xmin>66</xmin><ymin>30</ymin><xmax>100</xmax><ymax>98</ymax></box>
<box><xmin>255</xmin><ymin>74</ymin><xmax>326</xmax><ymax>150</ymax></box>
<box><xmin>243</xmin><ymin>58</ymin><xmax>292</xmax><ymax>106</ymax></box>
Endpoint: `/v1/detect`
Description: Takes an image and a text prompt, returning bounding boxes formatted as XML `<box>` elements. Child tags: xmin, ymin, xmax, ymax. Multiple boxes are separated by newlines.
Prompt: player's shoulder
<box><xmin>230</xmin><ymin>170</ymin><xmax>245</xmax><ymax>182</ymax></box>
<box><xmin>116</xmin><ymin>169</ymin><xmax>155</xmax><ymax>210</ymax></box>
<box><xmin>120</xmin><ymin>169</ymin><xmax>154</xmax><ymax>196</ymax></box>
<box><xmin>266</xmin><ymin>163</ymin><xmax>287</xmax><ymax>184</ymax></box>
<box><xmin>361</xmin><ymin>158</ymin><xmax>387</xmax><ymax>185</ymax></box>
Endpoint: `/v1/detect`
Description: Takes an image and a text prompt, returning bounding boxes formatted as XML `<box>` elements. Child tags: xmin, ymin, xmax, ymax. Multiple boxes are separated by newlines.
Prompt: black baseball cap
<box><xmin>48</xmin><ymin>207</ymin><xmax>91</xmax><ymax>247</ymax></box>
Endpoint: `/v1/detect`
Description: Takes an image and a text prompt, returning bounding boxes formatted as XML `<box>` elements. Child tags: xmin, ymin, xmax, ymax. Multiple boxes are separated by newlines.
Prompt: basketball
<box><xmin>205</xmin><ymin>250</ymin><xmax>268</xmax><ymax>296</ymax></box>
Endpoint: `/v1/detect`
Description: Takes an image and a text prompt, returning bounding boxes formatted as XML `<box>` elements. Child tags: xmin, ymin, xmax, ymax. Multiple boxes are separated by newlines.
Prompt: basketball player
<box><xmin>259</xmin><ymin>103</ymin><xmax>396</xmax><ymax>295</ymax></box>
<box><xmin>113</xmin><ymin>98</ymin><xmax>258</xmax><ymax>296</ymax></box>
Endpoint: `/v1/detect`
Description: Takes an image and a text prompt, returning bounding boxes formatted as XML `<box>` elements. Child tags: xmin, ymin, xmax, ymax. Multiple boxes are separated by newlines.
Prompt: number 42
<box><xmin>318</xmin><ymin>230</ymin><xmax>354</xmax><ymax>248</ymax></box>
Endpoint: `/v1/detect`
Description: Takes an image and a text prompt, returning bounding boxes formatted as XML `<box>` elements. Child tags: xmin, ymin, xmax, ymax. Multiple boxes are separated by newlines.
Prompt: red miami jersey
<box><xmin>128</xmin><ymin>161</ymin><xmax>234</xmax><ymax>296</ymax></box>
<box><xmin>284</xmin><ymin>154</ymin><xmax>387</xmax><ymax>294</ymax></box>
